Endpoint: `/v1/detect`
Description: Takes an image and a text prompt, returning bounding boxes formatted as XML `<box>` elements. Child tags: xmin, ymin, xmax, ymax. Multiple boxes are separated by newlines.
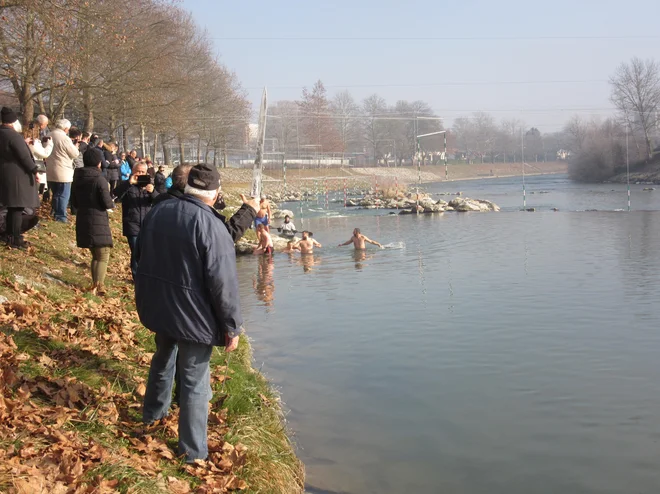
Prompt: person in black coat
<box><xmin>103</xmin><ymin>142</ymin><xmax>121</xmax><ymax>197</ymax></box>
<box><xmin>0</xmin><ymin>107</ymin><xmax>40</xmax><ymax>249</ymax></box>
<box><xmin>154</xmin><ymin>165</ymin><xmax>167</xmax><ymax>194</ymax></box>
<box><xmin>114</xmin><ymin>162</ymin><xmax>158</xmax><ymax>280</ymax></box>
<box><xmin>71</xmin><ymin>147</ymin><xmax>115</xmax><ymax>296</ymax></box>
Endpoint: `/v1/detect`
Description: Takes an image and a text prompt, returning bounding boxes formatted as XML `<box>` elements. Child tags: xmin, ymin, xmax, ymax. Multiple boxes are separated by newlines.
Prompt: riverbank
<box><xmin>218</xmin><ymin>162</ymin><xmax>567</xmax><ymax>196</ymax></box>
<box><xmin>0</xmin><ymin>209</ymin><xmax>303</xmax><ymax>493</ymax></box>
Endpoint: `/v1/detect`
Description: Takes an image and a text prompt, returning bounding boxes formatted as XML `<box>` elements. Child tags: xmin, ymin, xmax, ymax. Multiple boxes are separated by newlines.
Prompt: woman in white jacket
<box><xmin>12</xmin><ymin>120</ymin><xmax>52</xmax><ymax>195</ymax></box>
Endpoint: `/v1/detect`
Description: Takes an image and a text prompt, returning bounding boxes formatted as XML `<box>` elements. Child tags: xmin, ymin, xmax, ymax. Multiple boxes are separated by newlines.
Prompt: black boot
<box><xmin>7</xmin><ymin>235</ymin><xmax>28</xmax><ymax>250</ymax></box>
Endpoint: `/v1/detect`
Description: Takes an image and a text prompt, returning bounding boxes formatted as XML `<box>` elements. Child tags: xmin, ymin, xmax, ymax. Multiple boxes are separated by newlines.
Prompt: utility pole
<box><xmin>521</xmin><ymin>127</ymin><xmax>526</xmax><ymax>209</ymax></box>
<box><xmin>626</xmin><ymin>126</ymin><xmax>630</xmax><ymax>212</ymax></box>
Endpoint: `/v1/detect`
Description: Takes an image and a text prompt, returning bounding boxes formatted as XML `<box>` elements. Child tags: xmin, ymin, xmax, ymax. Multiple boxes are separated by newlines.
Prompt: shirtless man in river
<box><xmin>296</xmin><ymin>231</ymin><xmax>322</xmax><ymax>254</ymax></box>
<box><xmin>338</xmin><ymin>228</ymin><xmax>382</xmax><ymax>249</ymax></box>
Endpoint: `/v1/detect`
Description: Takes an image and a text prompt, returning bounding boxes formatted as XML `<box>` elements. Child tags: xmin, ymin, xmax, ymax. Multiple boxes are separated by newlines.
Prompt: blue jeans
<box><xmin>126</xmin><ymin>235</ymin><xmax>138</xmax><ymax>280</ymax></box>
<box><xmin>143</xmin><ymin>333</ymin><xmax>213</xmax><ymax>462</ymax></box>
<box><xmin>48</xmin><ymin>181</ymin><xmax>71</xmax><ymax>222</ymax></box>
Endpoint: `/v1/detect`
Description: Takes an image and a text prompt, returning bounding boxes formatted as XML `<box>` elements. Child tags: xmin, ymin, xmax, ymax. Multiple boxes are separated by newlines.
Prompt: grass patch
<box><xmin>0</xmin><ymin>204</ymin><xmax>304</xmax><ymax>493</ymax></box>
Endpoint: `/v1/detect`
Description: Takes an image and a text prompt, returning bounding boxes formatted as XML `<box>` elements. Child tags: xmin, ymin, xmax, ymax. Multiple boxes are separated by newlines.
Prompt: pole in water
<box><xmin>344</xmin><ymin>178</ymin><xmax>347</xmax><ymax>208</ymax></box>
<box><xmin>444</xmin><ymin>132</ymin><xmax>448</xmax><ymax>181</ymax></box>
<box><xmin>395</xmin><ymin>176</ymin><xmax>399</xmax><ymax>209</ymax></box>
<box><xmin>416</xmin><ymin>137</ymin><xmax>421</xmax><ymax>214</ymax></box>
<box><xmin>626</xmin><ymin>128</ymin><xmax>630</xmax><ymax>212</ymax></box>
<box><xmin>374</xmin><ymin>175</ymin><xmax>378</xmax><ymax>209</ymax></box>
<box><xmin>521</xmin><ymin>127</ymin><xmax>526</xmax><ymax>209</ymax></box>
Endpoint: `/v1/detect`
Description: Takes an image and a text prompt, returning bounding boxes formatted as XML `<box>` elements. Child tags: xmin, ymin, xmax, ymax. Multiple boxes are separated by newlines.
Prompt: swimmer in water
<box><xmin>297</xmin><ymin>231</ymin><xmax>321</xmax><ymax>254</ymax></box>
<box><xmin>253</xmin><ymin>224</ymin><xmax>274</xmax><ymax>255</ymax></box>
<box><xmin>338</xmin><ymin>228</ymin><xmax>382</xmax><ymax>250</ymax></box>
<box><xmin>283</xmin><ymin>239</ymin><xmax>300</xmax><ymax>253</ymax></box>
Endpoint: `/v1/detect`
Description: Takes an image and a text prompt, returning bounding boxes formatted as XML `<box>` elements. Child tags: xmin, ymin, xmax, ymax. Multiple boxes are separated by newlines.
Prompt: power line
<box><xmin>211</xmin><ymin>35</ymin><xmax>660</xmax><ymax>41</ymax></box>
<box><xmin>244</xmin><ymin>79</ymin><xmax>608</xmax><ymax>90</ymax></box>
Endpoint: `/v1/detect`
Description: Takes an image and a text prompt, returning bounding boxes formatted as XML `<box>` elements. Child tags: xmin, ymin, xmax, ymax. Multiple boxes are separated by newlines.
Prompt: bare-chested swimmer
<box><xmin>338</xmin><ymin>228</ymin><xmax>382</xmax><ymax>250</ymax></box>
<box><xmin>296</xmin><ymin>231</ymin><xmax>322</xmax><ymax>254</ymax></box>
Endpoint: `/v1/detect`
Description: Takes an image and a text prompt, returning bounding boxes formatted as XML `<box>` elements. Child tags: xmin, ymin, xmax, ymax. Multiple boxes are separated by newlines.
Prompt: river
<box><xmin>236</xmin><ymin>174</ymin><xmax>660</xmax><ymax>494</ymax></box>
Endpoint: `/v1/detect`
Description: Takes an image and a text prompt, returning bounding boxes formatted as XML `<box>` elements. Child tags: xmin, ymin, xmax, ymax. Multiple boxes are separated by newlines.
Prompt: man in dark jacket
<box><xmin>136</xmin><ymin>164</ymin><xmax>241</xmax><ymax>463</ymax></box>
<box><xmin>0</xmin><ymin>107</ymin><xmax>40</xmax><ymax>249</ymax></box>
<box><xmin>153</xmin><ymin>163</ymin><xmax>258</xmax><ymax>242</ymax></box>
<box><xmin>114</xmin><ymin>162</ymin><xmax>158</xmax><ymax>279</ymax></box>
<box><xmin>153</xmin><ymin>165</ymin><xmax>167</xmax><ymax>194</ymax></box>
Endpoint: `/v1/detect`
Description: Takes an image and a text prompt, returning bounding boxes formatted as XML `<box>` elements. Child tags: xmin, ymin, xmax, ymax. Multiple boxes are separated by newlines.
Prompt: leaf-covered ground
<box><xmin>0</xmin><ymin>206</ymin><xmax>304</xmax><ymax>493</ymax></box>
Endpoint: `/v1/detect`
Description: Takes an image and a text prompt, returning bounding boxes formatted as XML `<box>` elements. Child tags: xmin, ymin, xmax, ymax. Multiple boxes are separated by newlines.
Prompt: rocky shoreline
<box><xmin>233</xmin><ymin>191</ymin><xmax>499</xmax><ymax>255</ymax></box>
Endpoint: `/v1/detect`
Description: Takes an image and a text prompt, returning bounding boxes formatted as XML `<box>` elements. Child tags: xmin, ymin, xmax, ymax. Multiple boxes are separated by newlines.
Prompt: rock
<box><xmin>552</xmin><ymin>208</ymin><xmax>559</xmax><ymax>211</ymax></box>
<box><xmin>272</xmin><ymin>209</ymin><xmax>294</xmax><ymax>219</ymax></box>
<box><xmin>448</xmin><ymin>197</ymin><xmax>500</xmax><ymax>212</ymax></box>
<box><xmin>643</xmin><ymin>187</ymin><xmax>655</xmax><ymax>191</ymax></box>
<box><xmin>0</xmin><ymin>295</ymin><xmax>7</xmax><ymax>304</ymax></box>
<box><xmin>43</xmin><ymin>273</ymin><xmax>66</xmax><ymax>286</ymax></box>
<box><xmin>235</xmin><ymin>241</ymin><xmax>256</xmax><ymax>256</ymax></box>
<box><xmin>526</xmin><ymin>208</ymin><xmax>536</xmax><ymax>212</ymax></box>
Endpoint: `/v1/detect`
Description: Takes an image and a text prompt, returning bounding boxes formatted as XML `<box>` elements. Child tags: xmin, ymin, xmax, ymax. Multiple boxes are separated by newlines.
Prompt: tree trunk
<box><xmin>223</xmin><ymin>144</ymin><xmax>228</xmax><ymax>168</ymax></box>
<box><xmin>196</xmin><ymin>137</ymin><xmax>202</xmax><ymax>163</ymax></box>
<box><xmin>122</xmin><ymin>124</ymin><xmax>129</xmax><ymax>153</ymax></box>
<box><xmin>213</xmin><ymin>148</ymin><xmax>218</xmax><ymax>167</ymax></box>
<box><xmin>83</xmin><ymin>88</ymin><xmax>94</xmax><ymax>133</ymax></box>
<box><xmin>19</xmin><ymin>83</ymin><xmax>34</xmax><ymax>127</ymax></box>
<box><xmin>163</xmin><ymin>141</ymin><xmax>171</xmax><ymax>166</ymax></box>
<box><xmin>204</xmin><ymin>145</ymin><xmax>210</xmax><ymax>163</ymax></box>
<box><xmin>140</xmin><ymin>124</ymin><xmax>146</xmax><ymax>158</ymax></box>
<box><xmin>178</xmin><ymin>137</ymin><xmax>185</xmax><ymax>163</ymax></box>
<box><xmin>110</xmin><ymin>114</ymin><xmax>117</xmax><ymax>142</ymax></box>
<box><xmin>153</xmin><ymin>134</ymin><xmax>159</xmax><ymax>163</ymax></box>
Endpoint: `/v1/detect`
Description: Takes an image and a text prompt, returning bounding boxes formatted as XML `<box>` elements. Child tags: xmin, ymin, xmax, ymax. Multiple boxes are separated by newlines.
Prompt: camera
<box><xmin>136</xmin><ymin>175</ymin><xmax>152</xmax><ymax>188</ymax></box>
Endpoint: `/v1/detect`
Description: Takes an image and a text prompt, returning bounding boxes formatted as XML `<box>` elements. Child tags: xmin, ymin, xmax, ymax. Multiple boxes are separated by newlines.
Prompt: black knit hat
<box><xmin>1</xmin><ymin>107</ymin><xmax>18</xmax><ymax>124</ymax></box>
<box><xmin>83</xmin><ymin>147</ymin><xmax>104</xmax><ymax>168</ymax></box>
<box><xmin>187</xmin><ymin>164</ymin><xmax>221</xmax><ymax>191</ymax></box>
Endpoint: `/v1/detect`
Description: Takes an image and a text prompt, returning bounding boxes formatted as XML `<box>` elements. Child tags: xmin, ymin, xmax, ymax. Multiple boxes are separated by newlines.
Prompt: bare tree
<box><xmin>610</xmin><ymin>57</ymin><xmax>660</xmax><ymax>160</ymax></box>
<box><xmin>472</xmin><ymin>112</ymin><xmax>497</xmax><ymax>163</ymax></box>
<box><xmin>330</xmin><ymin>90</ymin><xmax>359</xmax><ymax>162</ymax></box>
<box><xmin>298</xmin><ymin>80</ymin><xmax>340</xmax><ymax>153</ymax></box>
<box><xmin>362</xmin><ymin>94</ymin><xmax>387</xmax><ymax>164</ymax></box>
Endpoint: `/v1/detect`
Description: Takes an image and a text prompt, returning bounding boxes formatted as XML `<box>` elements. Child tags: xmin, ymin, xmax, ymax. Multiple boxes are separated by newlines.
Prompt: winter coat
<box><xmin>46</xmin><ymin>128</ymin><xmax>79</xmax><ymax>183</ymax></box>
<box><xmin>154</xmin><ymin>171</ymin><xmax>167</xmax><ymax>194</ymax></box>
<box><xmin>114</xmin><ymin>180</ymin><xmax>158</xmax><ymax>237</ymax></box>
<box><xmin>104</xmin><ymin>149</ymin><xmax>120</xmax><ymax>181</ymax></box>
<box><xmin>126</xmin><ymin>155</ymin><xmax>136</xmax><ymax>171</ymax></box>
<box><xmin>135</xmin><ymin>195</ymin><xmax>243</xmax><ymax>345</ymax></box>
<box><xmin>71</xmin><ymin>167</ymin><xmax>114</xmax><ymax>248</ymax></box>
<box><xmin>120</xmin><ymin>161</ymin><xmax>131</xmax><ymax>181</ymax></box>
<box><xmin>74</xmin><ymin>142</ymin><xmax>88</xmax><ymax>169</ymax></box>
<box><xmin>0</xmin><ymin>126</ymin><xmax>40</xmax><ymax>209</ymax></box>
<box><xmin>29</xmin><ymin>138</ymin><xmax>53</xmax><ymax>172</ymax></box>
<box><xmin>152</xmin><ymin>187</ymin><xmax>256</xmax><ymax>243</ymax></box>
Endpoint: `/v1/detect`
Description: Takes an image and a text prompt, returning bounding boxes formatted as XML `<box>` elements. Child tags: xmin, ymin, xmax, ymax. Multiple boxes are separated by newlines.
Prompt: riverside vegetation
<box><xmin>0</xmin><ymin>206</ymin><xmax>304</xmax><ymax>493</ymax></box>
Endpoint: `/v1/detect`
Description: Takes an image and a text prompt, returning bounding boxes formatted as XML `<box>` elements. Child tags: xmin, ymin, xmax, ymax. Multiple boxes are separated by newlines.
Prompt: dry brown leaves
<box><xmin>0</xmin><ymin>272</ymin><xmax>249</xmax><ymax>492</ymax></box>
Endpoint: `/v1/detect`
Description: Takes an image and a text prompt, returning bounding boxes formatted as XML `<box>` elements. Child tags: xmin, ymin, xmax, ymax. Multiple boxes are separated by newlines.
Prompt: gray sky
<box><xmin>182</xmin><ymin>0</ymin><xmax>660</xmax><ymax>132</ymax></box>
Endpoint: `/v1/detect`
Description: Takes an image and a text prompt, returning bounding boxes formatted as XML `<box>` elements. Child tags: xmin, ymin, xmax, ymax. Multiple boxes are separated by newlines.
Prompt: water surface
<box><xmin>237</xmin><ymin>175</ymin><xmax>660</xmax><ymax>494</ymax></box>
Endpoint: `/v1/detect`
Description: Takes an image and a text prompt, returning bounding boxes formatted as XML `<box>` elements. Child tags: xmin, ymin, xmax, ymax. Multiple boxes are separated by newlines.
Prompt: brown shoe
<box><xmin>87</xmin><ymin>283</ymin><xmax>98</xmax><ymax>296</ymax></box>
<box><xmin>96</xmin><ymin>284</ymin><xmax>107</xmax><ymax>296</ymax></box>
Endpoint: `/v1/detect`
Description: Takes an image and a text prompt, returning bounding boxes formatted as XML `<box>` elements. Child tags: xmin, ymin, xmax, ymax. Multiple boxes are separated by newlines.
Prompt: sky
<box><xmin>181</xmin><ymin>0</ymin><xmax>660</xmax><ymax>133</ymax></box>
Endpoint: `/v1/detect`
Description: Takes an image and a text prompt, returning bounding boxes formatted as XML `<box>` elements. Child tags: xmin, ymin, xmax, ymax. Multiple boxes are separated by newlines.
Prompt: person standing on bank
<box><xmin>136</xmin><ymin>164</ymin><xmax>242</xmax><ymax>463</ymax></box>
<box><xmin>47</xmin><ymin>119</ymin><xmax>79</xmax><ymax>222</ymax></box>
<box><xmin>114</xmin><ymin>162</ymin><xmax>158</xmax><ymax>280</ymax></box>
<box><xmin>0</xmin><ymin>107</ymin><xmax>40</xmax><ymax>249</ymax></box>
<box><xmin>71</xmin><ymin>147</ymin><xmax>115</xmax><ymax>295</ymax></box>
